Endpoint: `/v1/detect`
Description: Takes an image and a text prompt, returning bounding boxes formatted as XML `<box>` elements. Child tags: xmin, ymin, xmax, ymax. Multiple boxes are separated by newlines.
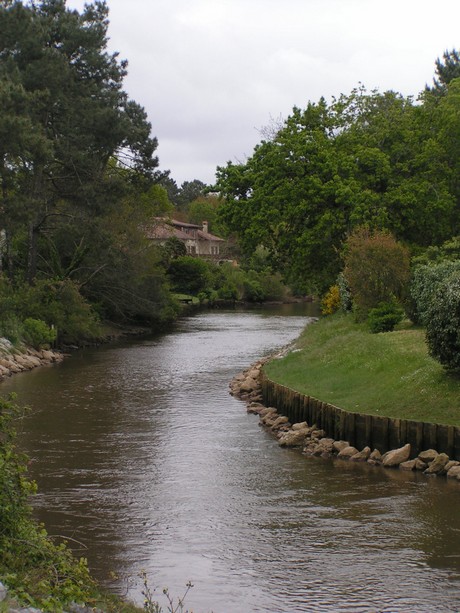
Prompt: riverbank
<box><xmin>0</xmin><ymin>338</ymin><xmax>64</xmax><ymax>381</ymax></box>
<box><xmin>229</xmin><ymin>343</ymin><xmax>460</xmax><ymax>481</ymax></box>
<box><xmin>264</xmin><ymin>313</ymin><xmax>460</xmax><ymax>426</ymax></box>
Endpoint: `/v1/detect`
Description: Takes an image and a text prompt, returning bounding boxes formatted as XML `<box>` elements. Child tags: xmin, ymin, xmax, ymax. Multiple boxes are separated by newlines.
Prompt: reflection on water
<box><xmin>3</xmin><ymin>305</ymin><xmax>460</xmax><ymax>612</ymax></box>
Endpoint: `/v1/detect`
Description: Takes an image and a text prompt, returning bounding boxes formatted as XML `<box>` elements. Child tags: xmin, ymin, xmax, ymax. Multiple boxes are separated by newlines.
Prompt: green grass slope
<box><xmin>265</xmin><ymin>314</ymin><xmax>460</xmax><ymax>426</ymax></box>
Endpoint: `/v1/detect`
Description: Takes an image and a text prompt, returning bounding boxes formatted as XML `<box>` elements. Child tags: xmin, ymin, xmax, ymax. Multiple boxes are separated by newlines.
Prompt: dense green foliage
<box><xmin>367</xmin><ymin>301</ymin><xmax>405</xmax><ymax>333</ymax></box>
<box><xmin>0</xmin><ymin>0</ymin><xmax>177</xmax><ymax>343</ymax></box>
<box><xmin>215</xmin><ymin>64</ymin><xmax>460</xmax><ymax>293</ymax></box>
<box><xmin>167</xmin><ymin>257</ymin><xmax>290</xmax><ymax>304</ymax></box>
<box><xmin>425</xmin><ymin>272</ymin><xmax>460</xmax><ymax>370</ymax></box>
<box><xmin>343</xmin><ymin>228</ymin><xmax>410</xmax><ymax>318</ymax></box>
<box><xmin>0</xmin><ymin>395</ymin><xmax>94</xmax><ymax>610</ymax></box>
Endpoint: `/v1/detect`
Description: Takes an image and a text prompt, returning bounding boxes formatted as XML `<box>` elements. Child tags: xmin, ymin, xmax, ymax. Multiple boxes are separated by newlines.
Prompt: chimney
<box><xmin>202</xmin><ymin>220</ymin><xmax>209</xmax><ymax>234</ymax></box>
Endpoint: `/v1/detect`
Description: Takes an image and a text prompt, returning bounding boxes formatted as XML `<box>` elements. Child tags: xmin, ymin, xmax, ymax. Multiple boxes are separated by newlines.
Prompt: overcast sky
<box><xmin>65</xmin><ymin>0</ymin><xmax>460</xmax><ymax>187</ymax></box>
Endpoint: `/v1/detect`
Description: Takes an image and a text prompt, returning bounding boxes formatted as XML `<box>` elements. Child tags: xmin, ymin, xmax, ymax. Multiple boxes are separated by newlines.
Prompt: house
<box><xmin>145</xmin><ymin>218</ymin><xmax>224</xmax><ymax>258</ymax></box>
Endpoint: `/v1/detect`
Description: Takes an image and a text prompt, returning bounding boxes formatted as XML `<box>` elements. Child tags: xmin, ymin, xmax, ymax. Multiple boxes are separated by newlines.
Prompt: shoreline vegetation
<box><xmin>230</xmin><ymin>313</ymin><xmax>460</xmax><ymax>481</ymax></box>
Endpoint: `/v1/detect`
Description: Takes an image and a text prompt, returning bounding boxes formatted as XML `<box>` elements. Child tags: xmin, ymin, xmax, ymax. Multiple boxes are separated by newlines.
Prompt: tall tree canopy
<box><xmin>0</xmin><ymin>0</ymin><xmax>177</xmax><ymax>331</ymax></box>
<box><xmin>215</xmin><ymin>58</ymin><xmax>460</xmax><ymax>293</ymax></box>
<box><xmin>0</xmin><ymin>0</ymin><xmax>160</xmax><ymax>282</ymax></box>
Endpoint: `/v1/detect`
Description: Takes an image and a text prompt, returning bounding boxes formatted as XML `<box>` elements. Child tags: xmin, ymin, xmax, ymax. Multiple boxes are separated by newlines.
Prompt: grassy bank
<box><xmin>264</xmin><ymin>313</ymin><xmax>460</xmax><ymax>426</ymax></box>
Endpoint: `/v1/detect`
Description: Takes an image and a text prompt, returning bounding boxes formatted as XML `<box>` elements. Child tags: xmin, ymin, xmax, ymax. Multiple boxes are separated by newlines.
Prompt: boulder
<box><xmin>278</xmin><ymin>428</ymin><xmax>309</xmax><ymax>447</ymax></box>
<box><xmin>292</xmin><ymin>421</ymin><xmax>308</xmax><ymax>431</ymax></box>
<box><xmin>382</xmin><ymin>443</ymin><xmax>411</xmax><ymax>467</ymax></box>
<box><xmin>333</xmin><ymin>440</ymin><xmax>350</xmax><ymax>453</ymax></box>
<box><xmin>399</xmin><ymin>459</ymin><xmax>417</xmax><ymax>471</ymax></box>
<box><xmin>337</xmin><ymin>445</ymin><xmax>359</xmax><ymax>459</ymax></box>
<box><xmin>447</xmin><ymin>465</ymin><xmax>460</xmax><ymax>479</ymax></box>
<box><xmin>414</xmin><ymin>458</ymin><xmax>428</xmax><ymax>471</ymax></box>
<box><xmin>317</xmin><ymin>437</ymin><xmax>335</xmax><ymax>453</ymax></box>
<box><xmin>369</xmin><ymin>449</ymin><xmax>382</xmax><ymax>462</ymax></box>
<box><xmin>260</xmin><ymin>412</ymin><xmax>279</xmax><ymax>427</ymax></box>
<box><xmin>246</xmin><ymin>368</ymin><xmax>260</xmax><ymax>380</ymax></box>
<box><xmin>350</xmin><ymin>446</ymin><xmax>371</xmax><ymax>462</ymax></box>
<box><xmin>310</xmin><ymin>429</ymin><xmax>326</xmax><ymax>440</ymax></box>
<box><xmin>240</xmin><ymin>377</ymin><xmax>259</xmax><ymax>393</ymax></box>
<box><xmin>270</xmin><ymin>415</ymin><xmax>290</xmax><ymax>430</ymax></box>
<box><xmin>424</xmin><ymin>453</ymin><xmax>449</xmax><ymax>475</ymax></box>
<box><xmin>247</xmin><ymin>403</ymin><xmax>264</xmax><ymax>415</ymax></box>
<box><xmin>259</xmin><ymin>406</ymin><xmax>277</xmax><ymax>417</ymax></box>
<box><xmin>418</xmin><ymin>449</ymin><xmax>438</xmax><ymax>463</ymax></box>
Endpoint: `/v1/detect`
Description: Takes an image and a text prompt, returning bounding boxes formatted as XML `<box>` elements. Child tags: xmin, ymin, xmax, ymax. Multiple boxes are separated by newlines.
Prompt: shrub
<box><xmin>337</xmin><ymin>272</ymin><xmax>352</xmax><ymax>312</ymax></box>
<box><xmin>242</xmin><ymin>277</ymin><xmax>265</xmax><ymax>302</ymax></box>
<box><xmin>343</xmin><ymin>227</ymin><xmax>410</xmax><ymax>317</ymax></box>
<box><xmin>167</xmin><ymin>256</ymin><xmax>213</xmax><ymax>295</ymax></box>
<box><xmin>321</xmin><ymin>285</ymin><xmax>341</xmax><ymax>315</ymax></box>
<box><xmin>0</xmin><ymin>396</ymin><xmax>97</xmax><ymax>611</ymax></box>
<box><xmin>409</xmin><ymin>260</ymin><xmax>460</xmax><ymax>325</ymax></box>
<box><xmin>10</xmin><ymin>279</ymin><xmax>101</xmax><ymax>345</ymax></box>
<box><xmin>425</xmin><ymin>272</ymin><xmax>460</xmax><ymax>370</ymax></box>
<box><xmin>367</xmin><ymin>301</ymin><xmax>405</xmax><ymax>333</ymax></box>
<box><xmin>22</xmin><ymin>318</ymin><xmax>57</xmax><ymax>349</ymax></box>
<box><xmin>0</xmin><ymin>316</ymin><xmax>24</xmax><ymax>346</ymax></box>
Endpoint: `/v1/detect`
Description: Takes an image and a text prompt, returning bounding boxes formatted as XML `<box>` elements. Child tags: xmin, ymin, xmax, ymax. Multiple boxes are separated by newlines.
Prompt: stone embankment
<box><xmin>230</xmin><ymin>359</ymin><xmax>460</xmax><ymax>482</ymax></box>
<box><xmin>0</xmin><ymin>338</ymin><xmax>64</xmax><ymax>382</ymax></box>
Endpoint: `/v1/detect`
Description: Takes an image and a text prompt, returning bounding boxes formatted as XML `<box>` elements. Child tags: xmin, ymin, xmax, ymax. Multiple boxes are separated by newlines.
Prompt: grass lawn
<box><xmin>264</xmin><ymin>313</ymin><xmax>460</xmax><ymax>426</ymax></box>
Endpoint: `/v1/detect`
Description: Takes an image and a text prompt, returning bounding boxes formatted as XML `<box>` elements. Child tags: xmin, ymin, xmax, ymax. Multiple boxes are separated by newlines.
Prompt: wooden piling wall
<box><xmin>260</xmin><ymin>373</ymin><xmax>460</xmax><ymax>460</ymax></box>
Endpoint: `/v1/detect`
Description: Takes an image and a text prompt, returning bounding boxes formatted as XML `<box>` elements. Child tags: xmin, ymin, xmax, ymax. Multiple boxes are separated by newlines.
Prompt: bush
<box><xmin>0</xmin><ymin>316</ymin><xmax>24</xmax><ymax>346</ymax></box>
<box><xmin>321</xmin><ymin>285</ymin><xmax>341</xmax><ymax>315</ymax></box>
<box><xmin>409</xmin><ymin>260</ymin><xmax>460</xmax><ymax>325</ymax></box>
<box><xmin>343</xmin><ymin>227</ymin><xmax>410</xmax><ymax>317</ymax></box>
<box><xmin>425</xmin><ymin>272</ymin><xmax>460</xmax><ymax>369</ymax></box>
<box><xmin>22</xmin><ymin>318</ymin><xmax>57</xmax><ymax>349</ymax></box>
<box><xmin>167</xmin><ymin>256</ymin><xmax>213</xmax><ymax>295</ymax></box>
<box><xmin>367</xmin><ymin>301</ymin><xmax>405</xmax><ymax>333</ymax></box>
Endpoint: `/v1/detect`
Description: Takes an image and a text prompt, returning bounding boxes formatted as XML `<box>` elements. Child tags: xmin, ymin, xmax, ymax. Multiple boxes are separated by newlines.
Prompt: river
<box><xmin>2</xmin><ymin>305</ymin><xmax>460</xmax><ymax>612</ymax></box>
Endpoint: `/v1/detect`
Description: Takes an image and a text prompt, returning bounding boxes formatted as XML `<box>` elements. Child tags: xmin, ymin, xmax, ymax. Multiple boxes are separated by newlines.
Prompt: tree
<box><xmin>188</xmin><ymin>195</ymin><xmax>223</xmax><ymax>235</ymax></box>
<box><xmin>0</xmin><ymin>0</ymin><xmax>160</xmax><ymax>282</ymax></box>
<box><xmin>430</xmin><ymin>48</ymin><xmax>460</xmax><ymax>95</ymax></box>
<box><xmin>175</xmin><ymin>179</ymin><xmax>207</xmax><ymax>211</ymax></box>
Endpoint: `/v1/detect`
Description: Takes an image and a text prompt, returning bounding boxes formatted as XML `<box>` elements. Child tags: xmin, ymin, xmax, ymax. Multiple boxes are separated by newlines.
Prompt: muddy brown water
<box><xmin>3</xmin><ymin>306</ymin><xmax>460</xmax><ymax>612</ymax></box>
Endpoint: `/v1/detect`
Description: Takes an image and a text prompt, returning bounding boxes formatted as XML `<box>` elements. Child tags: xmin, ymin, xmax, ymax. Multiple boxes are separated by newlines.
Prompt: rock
<box><xmin>259</xmin><ymin>407</ymin><xmax>277</xmax><ymax>417</ymax></box>
<box><xmin>399</xmin><ymin>459</ymin><xmax>417</xmax><ymax>471</ymax></box>
<box><xmin>424</xmin><ymin>453</ymin><xmax>450</xmax><ymax>475</ymax></box>
<box><xmin>311</xmin><ymin>429</ymin><xmax>326</xmax><ymax>439</ymax></box>
<box><xmin>260</xmin><ymin>412</ymin><xmax>279</xmax><ymax>427</ymax></box>
<box><xmin>247</xmin><ymin>403</ymin><xmax>264</xmax><ymax>414</ymax></box>
<box><xmin>350</xmin><ymin>446</ymin><xmax>371</xmax><ymax>462</ymax></box>
<box><xmin>317</xmin><ymin>437</ymin><xmax>335</xmax><ymax>453</ymax></box>
<box><xmin>447</xmin><ymin>465</ymin><xmax>460</xmax><ymax>479</ymax></box>
<box><xmin>333</xmin><ymin>440</ymin><xmax>350</xmax><ymax>453</ymax></box>
<box><xmin>444</xmin><ymin>460</ymin><xmax>460</xmax><ymax>473</ymax></box>
<box><xmin>337</xmin><ymin>445</ymin><xmax>359</xmax><ymax>459</ymax></box>
<box><xmin>3</xmin><ymin>359</ymin><xmax>23</xmax><ymax>373</ymax></box>
<box><xmin>414</xmin><ymin>458</ymin><xmax>428</xmax><ymax>471</ymax></box>
<box><xmin>278</xmin><ymin>428</ymin><xmax>309</xmax><ymax>447</ymax></box>
<box><xmin>369</xmin><ymin>449</ymin><xmax>382</xmax><ymax>462</ymax></box>
<box><xmin>418</xmin><ymin>449</ymin><xmax>439</xmax><ymax>463</ymax></box>
<box><xmin>0</xmin><ymin>581</ymin><xmax>6</xmax><ymax>602</ymax></box>
<box><xmin>292</xmin><ymin>421</ymin><xmax>308</xmax><ymax>431</ymax></box>
<box><xmin>246</xmin><ymin>368</ymin><xmax>260</xmax><ymax>380</ymax></box>
<box><xmin>382</xmin><ymin>443</ymin><xmax>411</xmax><ymax>467</ymax></box>
<box><xmin>240</xmin><ymin>377</ymin><xmax>259</xmax><ymax>393</ymax></box>
<box><xmin>270</xmin><ymin>415</ymin><xmax>290</xmax><ymax>430</ymax></box>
